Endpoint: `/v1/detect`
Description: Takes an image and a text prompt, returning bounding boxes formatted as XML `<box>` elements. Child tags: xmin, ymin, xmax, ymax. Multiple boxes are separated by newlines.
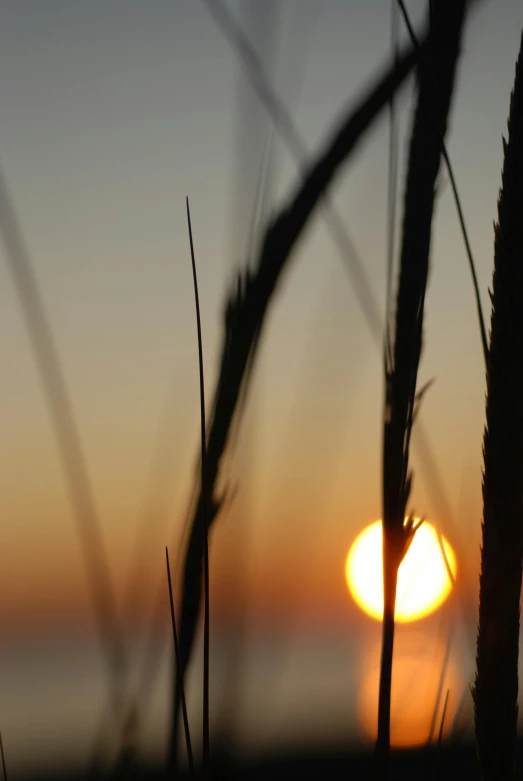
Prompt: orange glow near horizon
<box><xmin>358</xmin><ymin>631</ymin><xmax>462</xmax><ymax>746</ymax></box>
<box><xmin>346</xmin><ymin>520</ymin><xmax>457</xmax><ymax>622</ymax></box>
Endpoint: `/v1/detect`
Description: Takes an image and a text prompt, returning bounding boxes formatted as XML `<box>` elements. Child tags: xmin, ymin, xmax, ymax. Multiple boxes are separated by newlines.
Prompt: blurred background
<box><xmin>0</xmin><ymin>0</ymin><xmax>521</xmax><ymax>775</ymax></box>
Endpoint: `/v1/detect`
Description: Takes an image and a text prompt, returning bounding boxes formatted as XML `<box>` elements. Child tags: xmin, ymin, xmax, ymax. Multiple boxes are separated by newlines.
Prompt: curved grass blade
<box><xmin>202</xmin><ymin>0</ymin><xmax>466</xmax><ymax>574</ymax></box>
<box><xmin>184</xmin><ymin>197</ymin><xmax>210</xmax><ymax>779</ymax></box>
<box><xmin>171</xmin><ymin>35</ymin><xmax>423</xmax><ymax>770</ymax></box>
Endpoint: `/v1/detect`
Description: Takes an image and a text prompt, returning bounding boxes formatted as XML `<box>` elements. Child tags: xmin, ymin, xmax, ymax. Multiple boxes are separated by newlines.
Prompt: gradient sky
<box><xmin>0</xmin><ymin>0</ymin><xmax>522</xmax><ymax>771</ymax></box>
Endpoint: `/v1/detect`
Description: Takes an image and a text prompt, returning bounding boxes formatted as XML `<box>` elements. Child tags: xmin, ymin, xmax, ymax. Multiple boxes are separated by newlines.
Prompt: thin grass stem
<box><xmin>171</xmin><ymin>36</ymin><xmax>423</xmax><ymax>770</ymax></box>
<box><xmin>379</xmin><ymin>3</ymin><xmax>467</xmax><ymax>776</ymax></box>
<box><xmin>185</xmin><ymin>196</ymin><xmax>210</xmax><ymax>779</ymax></box>
<box><xmin>385</xmin><ymin>0</ymin><xmax>400</xmax><ymax>371</ymax></box>
<box><xmin>396</xmin><ymin>0</ymin><xmax>488</xmax><ymax>366</ymax></box>
<box><xmin>438</xmin><ymin>690</ymin><xmax>450</xmax><ymax>747</ymax></box>
<box><xmin>166</xmin><ymin>547</ymin><xmax>195</xmax><ymax>781</ymax></box>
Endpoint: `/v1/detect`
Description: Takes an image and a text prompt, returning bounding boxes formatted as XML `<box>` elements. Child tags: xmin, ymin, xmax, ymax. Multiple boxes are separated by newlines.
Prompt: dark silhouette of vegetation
<box><xmin>385</xmin><ymin>0</ymin><xmax>399</xmax><ymax>369</ymax></box>
<box><xmin>170</xmin><ymin>37</ymin><xmax>424</xmax><ymax>770</ymax></box>
<box><xmin>396</xmin><ymin>0</ymin><xmax>488</xmax><ymax>367</ymax></box>
<box><xmin>4</xmin><ymin>5</ymin><xmax>518</xmax><ymax>778</ymax></box>
<box><xmin>166</xmin><ymin>547</ymin><xmax>195</xmax><ymax>781</ymax></box>
<box><xmin>379</xmin><ymin>2</ymin><xmax>467</xmax><ymax>777</ymax></box>
<box><xmin>184</xmin><ymin>196</ymin><xmax>210</xmax><ymax>780</ymax></box>
<box><xmin>98</xmin><ymin>4</ymin><xmax>472</xmax><ymax>766</ymax></box>
<box><xmin>473</xmin><ymin>29</ymin><xmax>523</xmax><ymax>781</ymax></box>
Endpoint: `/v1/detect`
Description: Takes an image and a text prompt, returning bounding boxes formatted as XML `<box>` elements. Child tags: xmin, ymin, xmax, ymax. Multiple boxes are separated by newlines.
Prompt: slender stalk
<box><xmin>438</xmin><ymin>690</ymin><xmax>450</xmax><ymax>747</ymax></box>
<box><xmin>166</xmin><ymin>547</ymin><xmax>195</xmax><ymax>781</ymax></box>
<box><xmin>204</xmin><ymin>0</ymin><xmax>467</xmax><ymax>597</ymax></box>
<box><xmin>185</xmin><ymin>197</ymin><xmax>210</xmax><ymax>779</ymax></box>
<box><xmin>171</xmin><ymin>38</ymin><xmax>423</xmax><ymax>769</ymax></box>
<box><xmin>377</xmin><ymin>564</ymin><xmax>398</xmax><ymax>755</ymax></box>
<box><xmin>98</xmin><ymin>36</ymin><xmax>425</xmax><ymax>769</ymax></box>
<box><xmin>428</xmin><ymin>626</ymin><xmax>453</xmax><ymax>744</ymax></box>
<box><xmin>432</xmin><ymin>689</ymin><xmax>450</xmax><ymax>781</ymax></box>
<box><xmin>104</xmin><ymin>6</ymin><xmax>470</xmax><ymax>757</ymax></box>
<box><xmin>396</xmin><ymin>0</ymin><xmax>488</xmax><ymax>366</ymax></box>
<box><xmin>473</xmin><ymin>30</ymin><xmax>523</xmax><ymax>781</ymax></box>
<box><xmin>385</xmin><ymin>0</ymin><xmax>399</xmax><ymax>371</ymax></box>
<box><xmin>202</xmin><ymin>0</ymin><xmax>468</xmax><ymax>598</ymax></box>
<box><xmin>378</xmin><ymin>3</ymin><xmax>467</xmax><ymax>777</ymax></box>
<box><xmin>450</xmin><ymin>685</ymin><xmax>469</xmax><ymax>739</ymax></box>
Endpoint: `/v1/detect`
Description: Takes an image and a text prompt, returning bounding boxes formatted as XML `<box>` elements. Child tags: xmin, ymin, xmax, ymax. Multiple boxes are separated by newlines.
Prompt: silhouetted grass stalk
<box><xmin>378</xmin><ymin>2</ymin><xmax>467</xmax><ymax>777</ymax></box>
<box><xmin>438</xmin><ymin>690</ymin><xmax>450</xmax><ymax>747</ymax></box>
<box><xmin>185</xmin><ymin>197</ymin><xmax>210</xmax><ymax>780</ymax></box>
<box><xmin>166</xmin><ymin>547</ymin><xmax>195</xmax><ymax>780</ymax></box>
<box><xmin>396</xmin><ymin>0</ymin><xmax>488</xmax><ymax>365</ymax></box>
<box><xmin>103</xmin><ymin>9</ymin><xmax>467</xmax><ymax>762</ymax></box>
<box><xmin>473</xmin><ymin>30</ymin><xmax>523</xmax><ymax>781</ymax></box>
<box><xmin>203</xmin><ymin>0</ymin><xmax>470</xmax><ymax>593</ymax></box>
<box><xmin>431</xmin><ymin>689</ymin><xmax>450</xmax><ymax>781</ymax></box>
<box><xmin>171</xmin><ymin>38</ymin><xmax>424</xmax><ymax>769</ymax></box>
<box><xmin>385</xmin><ymin>0</ymin><xmax>399</xmax><ymax>370</ymax></box>
<box><xmin>427</xmin><ymin>626</ymin><xmax>454</xmax><ymax>744</ymax></box>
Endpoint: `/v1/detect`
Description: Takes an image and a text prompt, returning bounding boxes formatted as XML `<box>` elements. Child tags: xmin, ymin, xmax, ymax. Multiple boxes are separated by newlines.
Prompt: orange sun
<box><xmin>345</xmin><ymin>520</ymin><xmax>456</xmax><ymax>621</ymax></box>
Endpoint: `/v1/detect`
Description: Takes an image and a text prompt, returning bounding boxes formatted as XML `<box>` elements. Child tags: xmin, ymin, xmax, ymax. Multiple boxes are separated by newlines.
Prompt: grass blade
<box><xmin>202</xmin><ymin>0</ymin><xmax>467</xmax><ymax>576</ymax></box>
<box><xmin>185</xmin><ymin>197</ymin><xmax>210</xmax><ymax>779</ymax></box>
<box><xmin>473</xmin><ymin>29</ymin><xmax>523</xmax><ymax>781</ymax></box>
<box><xmin>438</xmin><ymin>689</ymin><xmax>450</xmax><ymax>747</ymax></box>
<box><xmin>378</xmin><ymin>2</ymin><xmax>467</xmax><ymax>776</ymax></box>
<box><xmin>166</xmin><ymin>547</ymin><xmax>195</xmax><ymax>780</ymax></box>
<box><xmin>431</xmin><ymin>689</ymin><xmax>450</xmax><ymax>781</ymax></box>
<box><xmin>171</xmin><ymin>36</ymin><xmax>423</xmax><ymax>770</ymax></box>
<box><xmin>396</xmin><ymin>0</ymin><xmax>488</xmax><ymax>366</ymax></box>
<box><xmin>385</xmin><ymin>0</ymin><xmax>400</xmax><ymax>371</ymax></box>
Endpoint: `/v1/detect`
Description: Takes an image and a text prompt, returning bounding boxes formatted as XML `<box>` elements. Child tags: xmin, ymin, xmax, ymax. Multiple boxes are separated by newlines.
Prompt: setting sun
<box><xmin>346</xmin><ymin>520</ymin><xmax>457</xmax><ymax>622</ymax></box>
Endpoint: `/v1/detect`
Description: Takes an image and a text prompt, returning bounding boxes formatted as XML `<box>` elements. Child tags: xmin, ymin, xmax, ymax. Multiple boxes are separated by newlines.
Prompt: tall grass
<box><xmin>93</xmin><ymin>5</ymin><xmax>479</xmax><ymax>766</ymax></box>
<box><xmin>378</xmin><ymin>1</ymin><xmax>467</xmax><ymax>776</ymax></box>
<box><xmin>166</xmin><ymin>547</ymin><xmax>194</xmax><ymax>780</ymax></box>
<box><xmin>396</xmin><ymin>0</ymin><xmax>488</xmax><ymax>366</ymax></box>
<box><xmin>169</xmin><ymin>38</ymin><xmax>424</xmax><ymax>769</ymax></box>
<box><xmin>473</xmin><ymin>29</ymin><xmax>523</xmax><ymax>781</ymax></box>
<box><xmin>185</xmin><ymin>196</ymin><xmax>210</xmax><ymax>780</ymax></box>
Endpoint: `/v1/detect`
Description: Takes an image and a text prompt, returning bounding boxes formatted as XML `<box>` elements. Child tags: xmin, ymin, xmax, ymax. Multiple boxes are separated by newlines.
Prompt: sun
<box><xmin>345</xmin><ymin>520</ymin><xmax>457</xmax><ymax>622</ymax></box>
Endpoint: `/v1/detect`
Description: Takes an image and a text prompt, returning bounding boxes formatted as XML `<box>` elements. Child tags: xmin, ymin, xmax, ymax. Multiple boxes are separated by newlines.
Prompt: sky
<box><xmin>0</xmin><ymin>0</ymin><xmax>522</xmax><ymax>773</ymax></box>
